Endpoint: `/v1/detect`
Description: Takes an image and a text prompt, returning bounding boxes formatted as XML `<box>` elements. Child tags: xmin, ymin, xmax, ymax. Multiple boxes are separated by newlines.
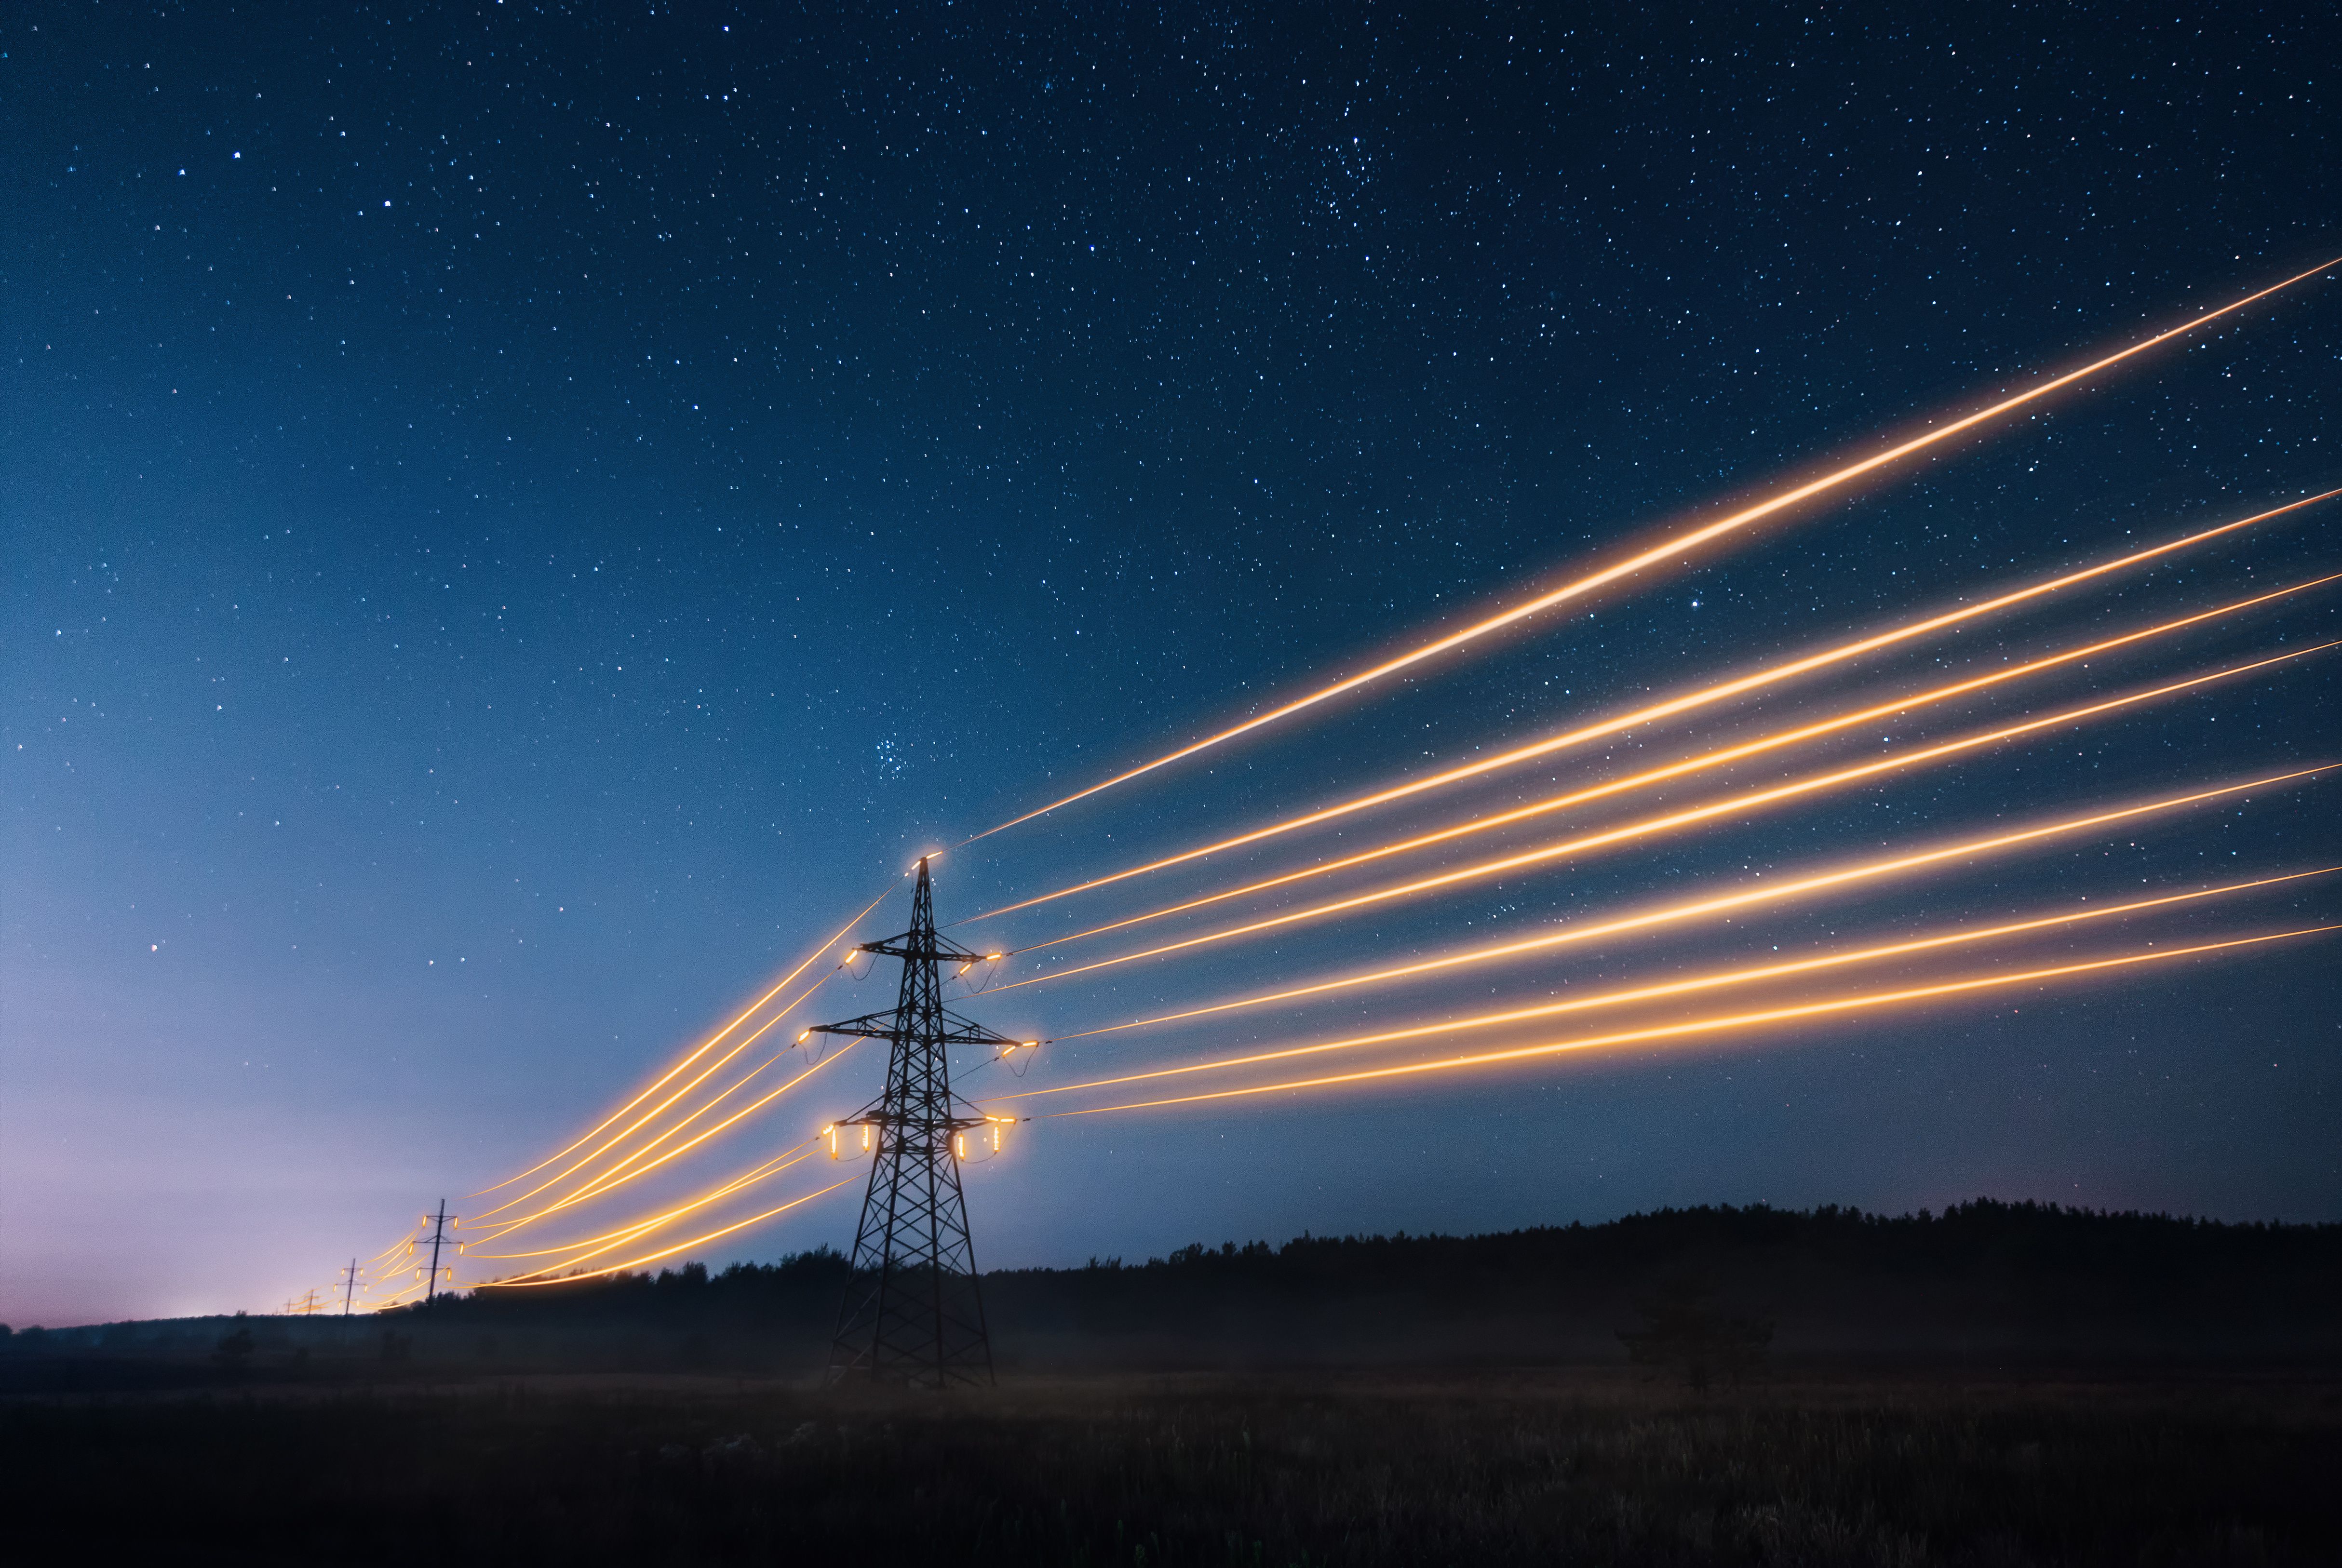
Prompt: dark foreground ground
<box><xmin>9</xmin><ymin>1367</ymin><xmax>2340</xmax><ymax>1566</ymax></box>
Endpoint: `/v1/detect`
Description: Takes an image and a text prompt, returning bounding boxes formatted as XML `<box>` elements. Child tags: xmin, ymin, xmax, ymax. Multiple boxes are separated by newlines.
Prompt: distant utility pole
<box><xmin>339</xmin><ymin>1258</ymin><xmax>361</xmax><ymax>1317</ymax></box>
<box><xmin>289</xmin><ymin>1288</ymin><xmax>322</xmax><ymax>1315</ymax></box>
<box><xmin>806</xmin><ymin>856</ymin><xmax>1023</xmax><ymax>1389</ymax></box>
<box><xmin>421</xmin><ymin>1200</ymin><xmax>456</xmax><ymax>1303</ymax></box>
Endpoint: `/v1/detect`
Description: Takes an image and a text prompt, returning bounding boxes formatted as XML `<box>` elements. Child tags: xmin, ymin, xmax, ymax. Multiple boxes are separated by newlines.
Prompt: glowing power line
<box><xmin>995</xmin><ymin>646</ymin><xmax>2336</xmax><ymax>992</ymax></box>
<box><xmin>1008</xmin><ymin>576</ymin><xmax>2342</xmax><ymax>958</ymax></box>
<box><xmin>465</xmin><ymin>1144</ymin><xmax>822</xmax><ymax>1263</ymax></box>
<box><xmin>472</xmin><ymin>966</ymin><xmax>845</xmax><ymax>1229</ymax></box>
<box><xmin>475</xmin><ymin>1038</ymin><xmax>863</xmax><ymax>1237</ymax></box>
<box><xmin>470</xmin><ymin>888</ymin><xmax>895</xmax><ymax>1200</ymax></box>
<box><xmin>544</xmin><ymin>1040</ymin><xmax>861</xmax><ymax>1213</ymax></box>
<box><xmin>1003</xmin><ymin>869</ymin><xmax>2335</xmax><ymax>1099</ymax></box>
<box><xmin>969</xmin><ymin>495</ymin><xmax>2336</xmax><ymax>924</ymax></box>
<box><xmin>1040</xmin><ymin>766</ymin><xmax>2333</xmax><ymax>1035</ymax></box>
<box><xmin>479</xmin><ymin>1178</ymin><xmax>861</xmax><ymax>1288</ymax></box>
<box><xmin>1054</xmin><ymin>928</ymin><xmax>2342</xmax><ymax>1116</ymax></box>
<box><xmin>962</xmin><ymin>261</ymin><xmax>2341</xmax><ymax>845</ymax></box>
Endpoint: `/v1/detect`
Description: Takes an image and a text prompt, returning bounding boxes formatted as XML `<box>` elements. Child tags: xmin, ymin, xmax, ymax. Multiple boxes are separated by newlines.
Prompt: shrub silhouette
<box><xmin>1617</xmin><ymin>1274</ymin><xmax>1774</xmax><ymax>1391</ymax></box>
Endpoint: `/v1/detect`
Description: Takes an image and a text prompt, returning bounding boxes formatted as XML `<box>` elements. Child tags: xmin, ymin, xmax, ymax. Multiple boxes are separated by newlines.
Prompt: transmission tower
<box><xmin>420</xmin><ymin>1200</ymin><xmax>457</xmax><ymax>1303</ymax></box>
<box><xmin>339</xmin><ymin>1258</ymin><xmax>361</xmax><ymax>1317</ymax></box>
<box><xmin>807</xmin><ymin>856</ymin><xmax>1023</xmax><ymax>1389</ymax></box>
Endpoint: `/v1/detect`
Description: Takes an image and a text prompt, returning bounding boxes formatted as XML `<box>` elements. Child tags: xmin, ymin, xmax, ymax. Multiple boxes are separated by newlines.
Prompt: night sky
<box><xmin>6</xmin><ymin>2</ymin><xmax>2338</xmax><ymax>1327</ymax></box>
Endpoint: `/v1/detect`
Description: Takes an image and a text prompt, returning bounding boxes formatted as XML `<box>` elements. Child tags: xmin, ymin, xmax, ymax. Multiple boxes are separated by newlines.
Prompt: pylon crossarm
<box><xmin>807</xmin><ymin>1017</ymin><xmax>1027</xmax><ymax>1051</ymax></box>
<box><xmin>856</xmin><ymin>934</ymin><xmax>994</xmax><ymax>966</ymax></box>
<box><xmin>803</xmin><ymin>1011</ymin><xmax>900</xmax><ymax>1039</ymax></box>
<box><xmin>936</xmin><ymin>1008</ymin><xmax>1029</xmax><ymax>1047</ymax></box>
<box><xmin>838</xmin><ymin>1117</ymin><xmax>993</xmax><ymax>1136</ymax></box>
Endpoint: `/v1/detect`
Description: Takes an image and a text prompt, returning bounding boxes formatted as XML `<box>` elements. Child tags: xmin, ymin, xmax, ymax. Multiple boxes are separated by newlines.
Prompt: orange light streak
<box><xmin>485</xmin><ymin>1150</ymin><xmax>818</xmax><ymax>1261</ymax></box>
<box><xmin>970</xmin><ymin>496</ymin><xmax>2337</xmax><ymax>924</ymax></box>
<box><xmin>471</xmin><ymin>965</ymin><xmax>843</xmax><ymax>1226</ymax></box>
<box><xmin>1055</xmin><ymin>927</ymin><xmax>2341</xmax><ymax>1116</ymax></box>
<box><xmin>465</xmin><ymin>1145</ymin><xmax>819</xmax><ymax>1261</ymax></box>
<box><xmin>466</xmin><ymin>1076</ymin><xmax>843</xmax><ymax>1263</ymax></box>
<box><xmin>996</xmin><ymin>646</ymin><xmax>2335</xmax><ymax>992</ymax></box>
<box><xmin>1005</xmin><ymin>870</ymin><xmax>2334</xmax><ymax>1099</ymax></box>
<box><xmin>346</xmin><ymin>1229</ymin><xmax>433</xmax><ymax>1295</ymax></box>
<box><xmin>518</xmin><ymin>992</ymin><xmax>838</xmax><ymax>1192</ymax></box>
<box><xmin>480</xmin><ymin>1178</ymin><xmax>861</xmax><ymax>1287</ymax></box>
<box><xmin>1036</xmin><ymin>766</ymin><xmax>2332</xmax><ymax>1033</ymax></box>
<box><xmin>531</xmin><ymin>1036</ymin><xmax>864</xmax><ymax>1217</ymax></box>
<box><xmin>963</xmin><ymin>262</ymin><xmax>2341</xmax><ymax>846</ymax></box>
<box><xmin>1013</xmin><ymin>576</ymin><xmax>2342</xmax><ymax>958</ymax></box>
<box><xmin>470</xmin><ymin>888</ymin><xmax>894</xmax><ymax>1198</ymax></box>
<box><xmin>367</xmin><ymin>1275</ymin><xmax>430</xmax><ymax>1308</ymax></box>
<box><xmin>485</xmin><ymin>1041</ymin><xmax>818</xmax><ymax>1233</ymax></box>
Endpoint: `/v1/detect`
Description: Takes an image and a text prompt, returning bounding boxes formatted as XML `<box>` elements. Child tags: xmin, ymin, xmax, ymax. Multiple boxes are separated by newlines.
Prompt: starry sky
<box><xmin>5</xmin><ymin>2</ymin><xmax>2338</xmax><ymax>1326</ymax></box>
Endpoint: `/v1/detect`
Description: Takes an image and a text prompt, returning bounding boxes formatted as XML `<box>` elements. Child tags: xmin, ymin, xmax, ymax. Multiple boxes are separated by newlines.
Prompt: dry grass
<box><xmin>8</xmin><ymin>1367</ymin><xmax>2339</xmax><ymax>1564</ymax></box>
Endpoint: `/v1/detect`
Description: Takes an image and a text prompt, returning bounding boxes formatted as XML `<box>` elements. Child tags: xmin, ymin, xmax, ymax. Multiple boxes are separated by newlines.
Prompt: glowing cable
<box><xmin>530</xmin><ymin>1037</ymin><xmax>864</xmax><ymax>1216</ymax></box>
<box><xmin>1010</xmin><ymin>576</ymin><xmax>2342</xmax><ymax>958</ymax></box>
<box><xmin>969</xmin><ymin>496</ymin><xmax>2337</xmax><ymax>924</ymax></box>
<box><xmin>1032</xmin><ymin>766</ymin><xmax>2331</xmax><ymax>1033</ymax></box>
<box><xmin>963</xmin><ymin>261</ymin><xmax>2341</xmax><ymax>845</ymax></box>
<box><xmin>464</xmin><ymin>1146</ymin><xmax>820</xmax><ymax>1261</ymax></box>
<box><xmin>478</xmin><ymin>1179</ymin><xmax>861</xmax><ymax>1288</ymax></box>
<box><xmin>470</xmin><ymin>1142</ymin><xmax>816</xmax><ymax>1255</ymax></box>
<box><xmin>1053</xmin><ymin>927</ymin><xmax>2341</xmax><ymax>1115</ymax></box>
<box><xmin>368</xmin><ymin>1273</ymin><xmax>431</xmax><ymax>1307</ymax></box>
<box><xmin>544</xmin><ymin>1042</ymin><xmax>851</xmax><ymax>1212</ymax></box>
<box><xmin>1007</xmin><ymin>870</ymin><xmax>2333</xmax><ymax>1097</ymax></box>
<box><xmin>469</xmin><ymin>887</ymin><xmax>894</xmax><ymax>1197</ymax></box>
<box><xmin>995</xmin><ymin>645</ymin><xmax>2336</xmax><ymax>992</ymax></box>
<box><xmin>471</xmin><ymin>967</ymin><xmax>842</xmax><ymax>1232</ymax></box>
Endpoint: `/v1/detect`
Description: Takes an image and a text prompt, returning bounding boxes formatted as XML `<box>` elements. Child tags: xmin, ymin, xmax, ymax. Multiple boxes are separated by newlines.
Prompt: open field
<box><xmin>9</xmin><ymin>1367</ymin><xmax>2341</xmax><ymax>1565</ymax></box>
<box><xmin>14</xmin><ymin>1206</ymin><xmax>2337</xmax><ymax>1561</ymax></box>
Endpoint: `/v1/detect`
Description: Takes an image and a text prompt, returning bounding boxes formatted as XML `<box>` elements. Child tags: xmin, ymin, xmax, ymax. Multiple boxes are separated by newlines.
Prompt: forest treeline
<box><xmin>11</xmin><ymin>1200</ymin><xmax>2339</xmax><ymax>1383</ymax></box>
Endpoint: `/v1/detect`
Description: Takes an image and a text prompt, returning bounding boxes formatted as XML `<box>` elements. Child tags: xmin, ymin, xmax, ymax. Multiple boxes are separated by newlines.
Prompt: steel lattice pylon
<box><xmin>806</xmin><ymin>857</ymin><xmax>1020</xmax><ymax>1388</ymax></box>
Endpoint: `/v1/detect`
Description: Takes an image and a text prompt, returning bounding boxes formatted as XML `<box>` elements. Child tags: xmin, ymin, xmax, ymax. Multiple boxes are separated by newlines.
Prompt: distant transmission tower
<box><xmin>420</xmin><ymin>1200</ymin><xmax>457</xmax><ymax>1303</ymax></box>
<box><xmin>807</xmin><ymin>856</ymin><xmax>1023</xmax><ymax>1388</ymax></box>
<box><xmin>339</xmin><ymin>1258</ymin><xmax>361</xmax><ymax>1317</ymax></box>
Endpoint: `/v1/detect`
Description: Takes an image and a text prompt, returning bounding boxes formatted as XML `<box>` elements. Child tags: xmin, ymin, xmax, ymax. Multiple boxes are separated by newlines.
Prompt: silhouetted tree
<box><xmin>1618</xmin><ymin>1275</ymin><xmax>1774</xmax><ymax>1392</ymax></box>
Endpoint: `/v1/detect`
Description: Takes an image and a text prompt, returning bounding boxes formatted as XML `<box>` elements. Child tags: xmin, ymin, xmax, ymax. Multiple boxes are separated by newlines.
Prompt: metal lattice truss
<box><xmin>806</xmin><ymin>858</ymin><xmax>1015</xmax><ymax>1388</ymax></box>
